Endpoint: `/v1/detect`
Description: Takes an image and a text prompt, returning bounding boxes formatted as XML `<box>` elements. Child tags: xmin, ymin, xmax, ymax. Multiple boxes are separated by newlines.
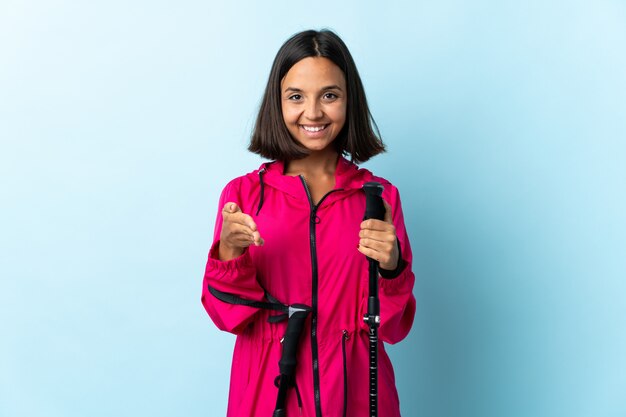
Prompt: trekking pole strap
<box><xmin>208</xmin><ymin>285</ymin><xmax>288</xmax><ymax>313</ymax></box>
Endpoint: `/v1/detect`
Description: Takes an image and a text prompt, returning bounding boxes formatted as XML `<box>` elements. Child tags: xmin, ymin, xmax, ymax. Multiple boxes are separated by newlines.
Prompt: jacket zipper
<box><xmin>342</xmin><ymin>329</ymin><xmax>349</xmax><ymax>417</ymax></box>
<box><xmin>299</xmin><ymin>176</ymin><xmax>341</xmax><ymax>417</ymax></box>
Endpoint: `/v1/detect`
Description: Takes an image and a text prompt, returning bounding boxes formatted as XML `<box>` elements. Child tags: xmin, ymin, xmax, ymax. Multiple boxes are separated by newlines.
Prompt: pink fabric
<box><xmin>201</xmin><ymin>157</ymin><xmax>416</xmax><ymax>417</ymax></box>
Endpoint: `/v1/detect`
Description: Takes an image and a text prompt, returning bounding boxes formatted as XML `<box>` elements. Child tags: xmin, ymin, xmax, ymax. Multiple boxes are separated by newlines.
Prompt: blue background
<box><xmin>1</xmin><ymin>1</ymin><xmax>625</xmax><ymax>416</ymax></box>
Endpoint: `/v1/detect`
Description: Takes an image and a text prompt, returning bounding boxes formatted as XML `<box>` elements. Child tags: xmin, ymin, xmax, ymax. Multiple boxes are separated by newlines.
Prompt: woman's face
<box><xmin>280</xmin><ymin>57</ymin><xmax>347</xmax><ymax>154</ymax></box>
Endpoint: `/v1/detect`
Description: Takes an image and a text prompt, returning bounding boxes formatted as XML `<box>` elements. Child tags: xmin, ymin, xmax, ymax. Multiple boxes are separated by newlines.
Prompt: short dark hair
<box><xmin>248</xmin><ymin>29</ymin><xmax>385</xmax><ymax>164</ymax></box>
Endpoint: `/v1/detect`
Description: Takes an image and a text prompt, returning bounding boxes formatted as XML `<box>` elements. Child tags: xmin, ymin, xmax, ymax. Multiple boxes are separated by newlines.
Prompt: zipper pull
<box><xmin>342</xmin><ymin>329</ymin><xmax>349</xmax><ymax>340</ymax></box>
<box><xmin>310</xmin><ymin>208</ymin><xmax>320</xmax><ymax>224</ymax></box>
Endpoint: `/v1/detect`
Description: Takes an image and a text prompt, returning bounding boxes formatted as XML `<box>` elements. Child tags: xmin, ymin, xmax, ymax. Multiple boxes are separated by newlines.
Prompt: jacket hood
<box><xmin>247</xmin><ymin>156</ymin><xmax>389</xmax><ymax>205</ymax></box>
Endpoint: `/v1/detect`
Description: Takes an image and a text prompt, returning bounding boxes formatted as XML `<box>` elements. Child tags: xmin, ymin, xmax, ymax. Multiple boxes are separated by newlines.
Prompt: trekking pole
<box><xmin>362</xmin><ymin>182</ymin><xmax>385</xmax><ymax>417</ymax></box>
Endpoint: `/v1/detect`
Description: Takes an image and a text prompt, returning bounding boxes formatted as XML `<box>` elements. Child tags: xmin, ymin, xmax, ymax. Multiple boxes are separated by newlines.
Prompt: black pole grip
<box><xmin>274</xmin><ymin>306</ymin><xmax>310</xmax><ymax>416</ymax></box>
<box><xmin>278</xmin><ymin>307</ymin><xmax>309</xmax><ymax>376</ymax></box>
<box><xmin>362</xmin><ymin>182</ymin><xmax>385</xmax><ymax>222</ymax></box>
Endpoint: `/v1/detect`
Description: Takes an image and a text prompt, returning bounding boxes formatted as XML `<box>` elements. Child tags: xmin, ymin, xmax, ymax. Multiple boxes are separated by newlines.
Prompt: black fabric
<box><xmin>256</xmin><ymin>169</ymin><xmax>266</xmax><ymax>216</ymax></box>
<box><xmin>342</xmin><ymin>330</ymin><xmax>349</xmax><ymax>417</ymax></box>
<box><xmin>207</xmin><ymin>285</ymin><xmax>287</xmax><ymax>314</ymax></box>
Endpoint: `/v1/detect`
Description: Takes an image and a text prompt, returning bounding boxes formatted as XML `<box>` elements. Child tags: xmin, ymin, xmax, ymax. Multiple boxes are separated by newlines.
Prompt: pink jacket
<box><xmin>202</xmin><ymin>157</ymin><xmax>416</xmax><ymax>417</ymax></box>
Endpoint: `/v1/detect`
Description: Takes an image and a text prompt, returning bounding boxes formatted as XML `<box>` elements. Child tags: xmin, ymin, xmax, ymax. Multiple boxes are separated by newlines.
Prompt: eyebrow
<box><xmin>284</xmin><ymin>85</ymin><xmax>344</xmax><ymax>93</ymax></box>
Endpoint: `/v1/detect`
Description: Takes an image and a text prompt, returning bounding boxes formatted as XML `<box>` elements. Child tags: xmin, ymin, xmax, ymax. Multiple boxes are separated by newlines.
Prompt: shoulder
<box><xmin>337</xmin><ymin>157</ymin><xmax>391</xmax><ymax>190</ymax></box>
<box><xmin>222</xmin><ymin>171</ymin><xmax>259</xmax><ymax>192</ymax></box>
<box><xmin>336</xmin><ymin>157</ymin><xmax>403</xmax><ymax>202</ymax></box>
<box><xmin>377</xmin><ymin>177</ymin><xmax>401</xmax><ymax>204</ymax></box>
<box><xmin>351</xmin><ymin>163</ymin><xmax>396</xmax><ymax>191</ymax></box>
<box><xmin>357</xmin><ymin>167</ymin><xmax>402</xmax><ymax>204</ymax></box>
<box><xmin>220</xmin><ymin>161</ymin><xmax>273</xmax><ymax>195</ymax></box>
<box><xmin>216</xmin><ymin>165</ymin><xmax>264</xmax><ymax>199</ymax></box>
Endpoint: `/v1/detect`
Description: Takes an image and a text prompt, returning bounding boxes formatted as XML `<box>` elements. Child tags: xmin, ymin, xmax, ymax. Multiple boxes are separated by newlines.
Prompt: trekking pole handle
<box><xmin>362</xmin><ymin>182</ymin><xmax>385</xmax><ymax>222</ymax></box>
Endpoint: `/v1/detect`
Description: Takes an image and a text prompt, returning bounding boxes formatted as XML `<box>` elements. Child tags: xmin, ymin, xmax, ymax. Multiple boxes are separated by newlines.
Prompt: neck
<box><xmin>284</xmin><ymin>150</ymin><xmax>339</xmax><ymax>178</ymax></box>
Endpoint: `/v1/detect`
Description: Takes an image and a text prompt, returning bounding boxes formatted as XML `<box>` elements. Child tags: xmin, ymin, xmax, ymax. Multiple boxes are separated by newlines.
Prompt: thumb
<box><xmin>223</xmin><ymin>202</ymin><xmax>242</xmax><ymax>214</ymax></box>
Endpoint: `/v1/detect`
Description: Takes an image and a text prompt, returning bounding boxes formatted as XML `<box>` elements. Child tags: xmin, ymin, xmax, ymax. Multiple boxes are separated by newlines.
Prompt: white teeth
<box><xmin>302</xmin><ymin>125</ymin><xmax>326</xmax><ymax>132</ymax></box>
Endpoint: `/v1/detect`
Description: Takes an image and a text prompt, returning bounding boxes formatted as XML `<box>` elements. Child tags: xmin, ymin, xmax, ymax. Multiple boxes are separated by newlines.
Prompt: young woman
<box><xmin>201</xmin><ymin>29</ymin><xmax>416</xmax><ymax>417</ymax></box>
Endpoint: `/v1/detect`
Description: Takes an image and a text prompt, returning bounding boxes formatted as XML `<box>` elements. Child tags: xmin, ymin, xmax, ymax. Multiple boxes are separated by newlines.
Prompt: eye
<box><xmin>287</xmin><ymin>94</ymin><xmax>303</xmax><ymax>101</ymax></box>
<box><xmin>323</xmin><ymin>92</ymin><xmax>338</xmax><ymax>100</ymax></box>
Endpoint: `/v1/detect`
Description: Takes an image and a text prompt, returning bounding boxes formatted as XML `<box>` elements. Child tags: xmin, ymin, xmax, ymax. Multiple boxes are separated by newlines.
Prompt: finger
<box><xmin>357</xmin><ymin>243</ymin><xmax>392</xmax><ymax>264</ymax></box>
<box><xmin>360</xmin><ymin>218</ymin><xmax>396</xmax><ymax>233</ymax></box>
<box><xmin>230</xmin><ymin>235</ymin><xmax>254</xmax><ymax>247</ymax></box>
<box><xmin>357</xmin><ymin>243</ymin><xmax>375</xmax><ymax>259</ymax></box>
<box><xmin>221</xmin><ymin>228</ymin><xmax>255</xmax><ymax>248</ymax></box>
<box><xmin>358</xmin><ymin>239</ymin><xmax>398</xmax><ymax>269</ymax></box>
<box><xmin>222</xmin><ymin>202</ymin><xmax>264</xmax><ymax>245</ymax></box>
<box><xmin>250</xmin><ymin>230</ymin><xmax>265</xmax><ymax>246</ymax></box>
<box><xmin>224</xmin><ymin>210</ymin><xmax>258</xmax><ymax>231</ymax></box>
<box><xmin>359</xmin><ymin>237</ymin><xmax>395</xmax><ymax>254</ymax></box>
<box><xmin>227</xmin><ymin>222</ymin><xmax>257</xmax><ymax>238</ymax></box>
<box><xmin>226</xmin><ymin>218</ymin><xmax>264</xmax><ymax>246</ymax></box>
<box><xmin>359</xmin><ymin>228</ymin><xmax>396</xmax><ymax>243</ymax></box>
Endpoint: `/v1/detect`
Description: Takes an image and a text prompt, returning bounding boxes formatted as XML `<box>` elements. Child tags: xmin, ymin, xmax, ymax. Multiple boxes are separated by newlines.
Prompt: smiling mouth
<box><xmin>300</xmin><ymin>124</ymin><xmax>329</xmax><ymax>132</ymax></box>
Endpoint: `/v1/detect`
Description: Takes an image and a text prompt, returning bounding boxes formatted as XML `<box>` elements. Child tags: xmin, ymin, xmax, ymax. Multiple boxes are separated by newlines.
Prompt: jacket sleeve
<box><xmin>201</xmin><ymin>179</ymin><xmax>266</xmax><ymax>334</ymax></box>
<box><xmin>361</xmin><ymin>185</ymin><xmax>416</xmax><ymax>345</ymax></box>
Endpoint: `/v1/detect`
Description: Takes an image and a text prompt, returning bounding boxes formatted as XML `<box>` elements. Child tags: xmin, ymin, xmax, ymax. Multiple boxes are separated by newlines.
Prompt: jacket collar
<box><xmin>248</xmin><ymin>157</ymin><xmax>379</xmax><ymax>208</ymax></box>
<box><xmin>257</xmin><ymin>156</ymin><xmax>376</xmax><ymax>197</ymax></box>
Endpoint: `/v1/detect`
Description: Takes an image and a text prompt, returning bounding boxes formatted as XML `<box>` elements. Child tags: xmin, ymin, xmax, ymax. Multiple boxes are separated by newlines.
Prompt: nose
<box><xmin>304</xmin><ymin>99</ymin><xmax>323</xmax><ymax>120</ymax></box>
